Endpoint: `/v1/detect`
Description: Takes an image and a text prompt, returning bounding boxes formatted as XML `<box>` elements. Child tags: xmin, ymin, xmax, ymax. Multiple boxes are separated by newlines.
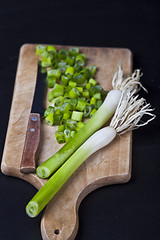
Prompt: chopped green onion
<box><xmin>73</xmin><ymin>73</ymin><xmax>86</xmax><ymax>85</ymax></box>
<box><xmin>49</xmin><ymin>96</ymin><xmax>64</xmax><ymax>108</ymax></box>
<box><xmin>71</xmin><ymin>130</ymin><xmax>76</xmax><ymax>138</ymax></box>
<box><xmin>46</xmin><ymin>45</ymin><xmax>57</xmax><ymax>53</ymax></box>
<box><xmin>73</xmin><ymin>63</ymin><xmax>82</xmax><ymax>73</ymax></box>
<box><xmin>47</xmin><ymin>77</ymin><xmax>56</xmax><ymax>88</ymax></box>
<box><xmin>65</xmin><ymin>119</ymin><xmax>77</xmax><ymax>131</ymax></box>
<box><xmin>47</xmin><ymin>69</ymin><xmax>61</xmax><ymax>80</ymax></box>
<box><xmin>66</xmin><ymin>55</ymin><xmax>75</xmax><ymax>66</ymax></box>
<box><xmin>71</xmin><ymin>111</ymin><xmax>83</xmax><ymax>122</ymax></box>
<box><xmin>76</xmin><ymin>87</ymin><xmax>83</xmax><ymax>93</ymax></box>
<box><xmin>69</xmin><ymin>87</ymin><xmax>80</xmax><ymax>98</ymax></box>
<box><xmin>89</xmin><ymin>65</ymin><xmax>97</xmax><ymax>76</ymax></box>
<box><xmin>90</xmin><ymin>109</ymin><xmax>97</xmax><ymax>117</ymax></box>
<box><xmin>82</xmin><ymin>91</ymin><xmax>89</xmax><ymax>98</ymax></box>
<box><xmin>44</xmin><ymin>106</ymin><xmax>54</xmax><ymax>118</ymax></box>
<box><xmin>36</xmin><ymin>45</ymin><xmax>46</xmax><ymax>56</ymax></box>
<box><xmin>53</xmin><ymin>114</ymin><xmax>62</xmax><ymax>125</ymax></box>
<box><xmin>84</xmin><ymin>105</ymin><xmax>92</xmax><ymax>118</ymax></box>
<box><xmin>62</xmin><ymin>112</ymin><xmax>71</xmax><ymax>120</ymax></box>
<box><xmin>45</xmin><ymin>112</ymin><xmax>54</xmax><ymax>125</ymax></box>
<box><xmin>61</xmin><ymin>75</ymin><xmax>69</xmax><ymax>86</ymax></box>
<box><xmin>90</xmin><ymin>97</ymin><xmax>97</xmax><ymax>105</ymax></box>
<box><xmin>65</xmin><ymin>66</ymin><xmax>74</xmax><ymax>76</ymax></box>
<box><xmin>89</xmin><ymin>78</ymin><xmax>97</xmax><ymax>86</ymax></box>
<box><xmin>69</xmin><ymin>81</ymin><xmax>77</xmax><ymax>88</ymax></box>
<box><xmin>76</xmin><ymin>121</ymin><xmax>85</xmax><ymax>131</ymax></box>
<box><xmin>93</xmin><ymin>92</ymin><xmax>101</xmax><ymax>100</ymax></box>
<box><xmin>60</xmin><ymin>102</ymin><xmax>72</xmax><ymax>113</ymax></box>
<box><xmin>58</xmin><ymin>48</ymin><xmax>69</xmax><ymax>60</ymax></box>
<box><xmin>69</xmin><ymin>47</ymin><xmax>79</xmax><ymax>57</ymax></box>
<box><xmin>55</xmin><ymin>131</ymin><xmax>65</xmax><ymax>144</ymax></box>
<box><xmin>75</xmin><ymin>54</ymin><xmax>86</xmax><ymax>66</ymax></box>
<box><xmin>64</xmin><ymin>129</ymin><xmax>71</xmax><ymax>143</ymax></box>
<box><xmin>49</xmin><ymin>84</ymin><xmax>64</xmax><ymax>101</ymax></box>
<box><xmin>58</xmin><ymin>125</ymin><xmax>65</xmax><ymax>132</ymax></box>
<box><xmin>76</xmin><ymin>99</ymin><xmax>86</xmax><ymax>111</ymax></box>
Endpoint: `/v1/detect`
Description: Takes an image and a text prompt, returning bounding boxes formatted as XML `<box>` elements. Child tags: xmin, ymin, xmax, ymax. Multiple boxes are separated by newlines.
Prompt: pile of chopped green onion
<box><xmin>36</xmin><ymin>44</ymin><xmax>108</xmax><ymax>144</ymax></box>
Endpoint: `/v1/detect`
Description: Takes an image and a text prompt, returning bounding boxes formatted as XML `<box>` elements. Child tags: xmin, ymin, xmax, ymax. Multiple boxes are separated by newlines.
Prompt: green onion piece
<box><xmin>63</xmin><ymin>112</ymin><xmax>71</xmax><ymax>120</ymax></box>
<box><xmin>75</xmin><ymin>54</ymin><xmax>86</xmax><ymax>66</ymax></box>
<box><xmin>90</xmin><ymin>97</ymin><xmax>97</xmax><ymax>105</ymax></box>
<box><xmin>47</xmin><ymin>77</ymin><xmax>56</xmax><ymax>88</ymax></box>
<box><xmin>55</xmin><ymin>131</ymin><xmax>65</xmax><ymax>144</ymax></box>
<box><xmin>46</xmin><ymin>45</ymin><xmax>57</xmax><ymax>53</ymax></box>
<box><xmin>69</xmin><ymin>88</ymin><xmax>80</xmax><ymax>98</ymax></box>
<box><xmin>93</xmin><ymin>92</ymin><xmax>101</xmax><ymax>100</ymax></box>
<box><xmin>69</xmin><ymin>47</ymin><xmax>79</xmax><ymax>57</ymax></box>
<box><xmin>41</xmin><ymin>59</ymin><xmax>51</xmax><ymax>68</ymax></box>
<box><xmin>61</xmin><ymin>75</ymin><xmax>69</xmax><ymax>86</ymax></box>
<box><xmin>71</xmin><ymin>130</ymin><xmax>76</xmax><ymax>138</ymax></box>
<box><xmin>89</xmin><ymin>65</ymin><xmax>97</xmax><ymax>76</ymax></box>
<box><xmin>64</xmin><ymin>129</ymin><xmax>71</xmax><ymax>143</ymax></box>
<box><xmin>58</xmin><ymin>125</ymin><xmax>65</xmax><ymax>132</ymax></box>
<box><xmin>55</xmin><ymin>108</ymin><xmax>61</xmax><ymax>115</ymax></box>
<box><xmin>80</xmin><ymin>68</ymin><xmax>91</xmax><ymax>80</ymax></box>
<box><xmin>49</xmin><ymin>84</ymin><xmax>64</xmax><ymax>101</ymax></box>
<box><xmin>60</xmin><ymin>102</ymin><xmax>72</xmax><ymax>113</ymax></box>
<box><xmin>76</xmin><ymin>121</ymin><xmax>85</xmax><ymax>131</ymax></box>
<box><xmin>58</xmin><ymin>48</ymin><xmax>69</xmax><ymax>60</ymax></box>
<box><xmin>44</xmin><ymin>106</ymin><xmax>54</xmax><ymax>118</ymax></box>
<box><xmin>49</xmin><ymin>96</ymin><xmax>64</xmax><ymax>108</ymax></box>
<box><xmin>45</xmin><ymin>112</ymin><xmax>54</xmax><ymax>125</ymax></box>
<box><xmin>84</xmin><ymin>105</ymin><xmax>92</xmax><ymax>118</ymax></box>
<box><xmin>71</xmin><ymin>111</ymin><xmax>83</xmax><ymax>122</ymax></box>
<box><xmin>57</xmin><ymin>61</ymin><xmax>66</xmax><ymax>68</ymax></box>
<box><xmin>53</xmin><ymin>114</ymin><xmax>62</xmax><ymax>125</ymax></box>
<box><xmin>36</xmin><ymin>45</ymin><xmax>46</xmax><ymax>56</ymax></box>
<box><xmin>47</xmin><ymin>69</ymin><xmax>61</xmax><ymax>80</ymax></box>
<box><xmin>65</xmin><ymin>119</ymin><xmax>77</xmax><ymax>131</ymax></box>
<box><xmin>90</xmin><ymin>109</ymin><xmax>97</xmax><ymax>117</ymax></box>
<box><xmin>69</xmin><ymin>98</ymin><xmax>78</xmax><ymax>110</ymax></box>
<box><xmin>76</xmin><ymin>99</ymin><xmax>86</xmax><ymax>111</ymax></box>
<box><xmin>89</xmin><ymin>78</ymin><xmax>97</xmax><ymax>86</ymax></box>
<box><xmin>65</xmin><ymin>66</ymin><xmax>74</xmax><ymax>76</ymax></box>
<box><xmin>69</xmin><ymin>81</ymin><xmax>77</xmax><ymax>88</ymax></box>
<box><xmin>73</xmin><ymin>73</ymin><xmax>86</xmax><ymax>85</ymax></box>
<box><xmin>76</xmin><ymin>87</ymin><xmax>83</xmax><ymax>93</ymax></box>
<box><xmin>82</xmin><ymin>91</ymin><xmax>89</xmax><ymax>98</ymax></box>
<box><xmin>66</xmin><ymin>55</ymin><xmax>75</xmax><ymax>66</ymax></box>
<box><xmin>86</xmin><ymin>83</ymin><xmax>91</xmax><ymax>90</ymax></box>
<box><xmin>73</xmin><ymin>63</ymin><xmax>82</xmax><ymax>73</ymax></box>
<box><xmin>96</xmin><ymin>100</ymin><xmax>103</xmax><ymax>109</ymax></box>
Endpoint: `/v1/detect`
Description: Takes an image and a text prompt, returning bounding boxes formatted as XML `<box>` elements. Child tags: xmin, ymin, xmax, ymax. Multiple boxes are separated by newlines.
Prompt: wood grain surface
<box><xmin>1</xmin><ymin>44</ymin><xmax>132</xmax><ymax>240</ymax></box>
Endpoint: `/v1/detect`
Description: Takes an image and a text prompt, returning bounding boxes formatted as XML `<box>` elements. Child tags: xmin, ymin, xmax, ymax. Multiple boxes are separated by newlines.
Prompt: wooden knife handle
<box><xmin>20</xmin><ymin>113</ymin><xmax>40</xmax><ymax>174</ymax></box>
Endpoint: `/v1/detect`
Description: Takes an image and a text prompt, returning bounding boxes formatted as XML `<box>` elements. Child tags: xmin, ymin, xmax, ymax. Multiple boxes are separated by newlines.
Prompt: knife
<box><xmin>20</xmin><ymin>64</ymin><xmax>46</xmax><ymax>174</ymax></box>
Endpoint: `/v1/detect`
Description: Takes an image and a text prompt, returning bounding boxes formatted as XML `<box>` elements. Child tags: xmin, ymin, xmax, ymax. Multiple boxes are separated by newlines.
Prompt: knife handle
<box><xmin>20</xmin><ymin>113</ymin><xmax>40</xmax><ymax>174</ymax></box>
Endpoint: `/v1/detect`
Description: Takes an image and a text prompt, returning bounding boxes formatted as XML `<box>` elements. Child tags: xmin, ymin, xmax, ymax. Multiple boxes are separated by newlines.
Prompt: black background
<box><xmin>0</xmin><ymin>0</ymin><xmax>160</xmax><ymax>240</ymax></box>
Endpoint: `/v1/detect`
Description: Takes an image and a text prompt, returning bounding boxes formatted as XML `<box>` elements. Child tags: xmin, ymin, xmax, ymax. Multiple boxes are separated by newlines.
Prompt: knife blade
<box><xmin>20</xmin><ymin>64</ymin><xmax>47</xmax><ymax>173</ymax></box>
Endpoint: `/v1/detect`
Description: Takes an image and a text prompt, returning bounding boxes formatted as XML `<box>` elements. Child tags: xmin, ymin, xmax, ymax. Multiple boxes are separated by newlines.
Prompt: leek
<box><xmin>37</xmin><ymin>66</ymin><xmax>144</xmax><ymax>179</ymax></box>
<box><xmin>26</xmin><ymin>87</ymin><xmax>155</xmax><ymax>218</ymax></box>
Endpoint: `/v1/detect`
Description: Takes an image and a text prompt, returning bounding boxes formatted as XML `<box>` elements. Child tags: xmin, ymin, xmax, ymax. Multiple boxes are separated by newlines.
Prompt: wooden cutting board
<box><xmin>1</xmin><ymin>44</ymin><xmax>132</xmax><ymax>240</ymax></box>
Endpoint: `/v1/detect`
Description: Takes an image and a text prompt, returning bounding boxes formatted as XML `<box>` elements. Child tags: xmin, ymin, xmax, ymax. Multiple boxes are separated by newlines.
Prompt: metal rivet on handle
<box><xmin>30</xmin><ymin>128</ymin><xmax>35</xmax><ymax>132</ymax></box>
<box><xmin>32</xmin><ymin>117</ymin><xmax>37</xmax><ymax>121</ymax></box>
